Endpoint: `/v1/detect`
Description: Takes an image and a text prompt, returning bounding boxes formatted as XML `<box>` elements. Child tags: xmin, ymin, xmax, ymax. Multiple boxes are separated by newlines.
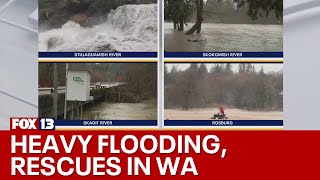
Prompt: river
<box><xmin>83</xmin><ymin>102</ymin><xmax>157</xmax><ymax>120</ymax></box>
<box><xmin>165</xmin><ymin>23</ymin><xmax>283</xmax><ymax>52</ymax></box>
<box><xmin>39</xmin><ymin>4</ymin><xmax>158</xmax><ymax>52</ymax></box>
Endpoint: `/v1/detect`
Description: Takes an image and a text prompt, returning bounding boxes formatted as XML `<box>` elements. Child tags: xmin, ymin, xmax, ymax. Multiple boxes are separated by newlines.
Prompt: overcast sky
<box><xmin>165</xmin><ymin>63</ymin><xmax>283</xmax><ymax>73</ymax></box>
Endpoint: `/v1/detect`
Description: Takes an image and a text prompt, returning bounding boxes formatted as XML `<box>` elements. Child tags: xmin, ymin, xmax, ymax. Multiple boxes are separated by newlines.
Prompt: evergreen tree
<box><xmin>198</xmin><ymin>63</ymin><xmax>208</xmax><ymax>77</ymax></box>
<box><xmin>164</xmin><ymin>64</ymin><xmax>170</xmax><ymax>84</ymax></box>
<box><xmin>238</xmin><ymin>64</ymin><xmax>246</xmax><ymax>73</ymax></box>
<box><xmin>164</xmin><ymin>63</ymin><xmax>283</xmax><ymax>112</ymax></box>
<box><xmin>224</xmin><ymin>63</ymin><xmax>233</xmax><ymax>74</ymax></box>
<box><xmin>245</xmin><ymin>63</ymin><xmax>253</xmax><ymax>73</ymax></box>
<box><xmin>213</xmin><ymin>64</ymin><xmax>223</xmax><ymax>73</ymax></box>
<box><xmin>259</xmin><ymin>66</ymin><xmax>265</xmax><ymax>76</ymax></box>
<box><xmin>234</xmin><ymin>0</ymin><xmax>283</xmax><ymax>21</ymax></box>
<box><xmin>170</xmin><ymin>65</ymin><xmax>179</xmax><ymax>82</ymax></box>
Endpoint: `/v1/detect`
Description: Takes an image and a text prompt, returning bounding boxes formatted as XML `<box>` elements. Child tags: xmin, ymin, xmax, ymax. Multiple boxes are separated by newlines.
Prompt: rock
<box><xmin>85</xmin><ymin>15</ymin><xmax>108</xmax><ymax>26</ymax></box>
<box><xmin>71</xmin><ymin>13</ymin><xmax>89</xmax><ymax>25</ymax></box>
<box><xmin>47</xmin><ymin>37</ymin><xmax>64</xmax><ymax>50</ymax></box>
<box><xmin>87</xmin><ymin>0</ymin><xmax>116</xmax><ymax>17</ymax></box>
<box><xmin>47</xmin><ymin>8</ymin><xmax>70</xmax><ymax>28</ymax></box>
<box><xmin>40</xmin><ymin>0</ymin><xmax>158</xmax><ymax>29</ymax></box>
<box><xmin>65</xmin><ymin>0</ymin><xmax>91</xmax><ymax>13</ymax></box>
<box><xmin>39</xmin><ymin>0</ymin><xmax>68</xmax><ymax>29</ymax></box>
<box><xmin>94</xmin><ymin>43</ymin><xmax>118</xmax><ymax>52</ymax></box>
<box><xmin>136</xmin><ymin>0</ymin><xmax>157</xmax><ymax>4</ymax></box>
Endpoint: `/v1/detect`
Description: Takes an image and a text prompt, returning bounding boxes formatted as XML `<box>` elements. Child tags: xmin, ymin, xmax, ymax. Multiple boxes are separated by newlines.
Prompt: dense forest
<box><xmin>39</xmin><ymin>0</ymin><xmax>157</xmax><ymax>29</ymax></box>
<box><xmin>165</xmin><ymin>63</ymin><xmax>283</xmax><ymax>111</ymax></box>
<box><xmin>39</xmin><ymin>63</ymin><xmax>157</xmax><ymax>101</ymax></box>
<box><xmin>164</xmin><ymin>0</ymin><xmax>283</xmax><ymax>34</ymax></box>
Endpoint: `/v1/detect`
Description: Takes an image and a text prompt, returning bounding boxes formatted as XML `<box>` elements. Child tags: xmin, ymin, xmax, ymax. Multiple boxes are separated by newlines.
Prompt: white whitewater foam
<box><xmin>39</xmin><ymin>4</ymin><xmax>158</xmax><ymax>52</ymax></box>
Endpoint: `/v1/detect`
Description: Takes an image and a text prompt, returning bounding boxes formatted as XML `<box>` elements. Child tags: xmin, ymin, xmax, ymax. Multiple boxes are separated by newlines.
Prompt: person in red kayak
<box><xmin>219</xmin><ymin>106</ymin><xmax>225</xmax><ymax>116</ymax></box>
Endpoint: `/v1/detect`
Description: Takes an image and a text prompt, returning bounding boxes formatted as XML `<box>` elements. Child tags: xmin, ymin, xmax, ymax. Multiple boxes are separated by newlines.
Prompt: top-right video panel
<box><xmin>164</xmin><ymin>0</ymin><xmax>283</xmax><ymax>59</ymax></box>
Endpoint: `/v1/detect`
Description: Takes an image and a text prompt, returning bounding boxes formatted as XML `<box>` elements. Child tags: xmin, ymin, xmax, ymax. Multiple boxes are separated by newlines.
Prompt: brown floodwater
<box><xmin>164</xmin><ymin>23</ymin><xmax>283</xmax><ymax>52</ymax></box>
<box><xmin>83</xmin><ymin>102</ymin><xmax>157</xmax><ymax>120</ymax></box>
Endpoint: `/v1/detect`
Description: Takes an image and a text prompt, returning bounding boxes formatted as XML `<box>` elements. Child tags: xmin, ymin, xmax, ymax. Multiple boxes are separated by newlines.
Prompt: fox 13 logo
<box><xmin>10</xmin><ymin>118</ymin><xmax>55</xmax><ymax>130</ymax></box>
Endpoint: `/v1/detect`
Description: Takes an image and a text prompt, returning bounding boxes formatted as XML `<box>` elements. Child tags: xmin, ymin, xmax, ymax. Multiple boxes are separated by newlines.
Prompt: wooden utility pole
<box><xmin>64</xmin><ymin>63</ymin><xmax>68</xmax><ymax>120</ymax></box>
<box><xmin>53</xmin><ymin>63</ymin><xmax>58</xmax><ymax>119</ymax></box>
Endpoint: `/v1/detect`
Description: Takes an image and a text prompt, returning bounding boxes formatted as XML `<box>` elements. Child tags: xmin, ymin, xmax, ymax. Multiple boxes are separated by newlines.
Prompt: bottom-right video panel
<box><xmin>164</xmin><ymin>63</ymin><xmax>283</xmax><ymax>130</ymax></box>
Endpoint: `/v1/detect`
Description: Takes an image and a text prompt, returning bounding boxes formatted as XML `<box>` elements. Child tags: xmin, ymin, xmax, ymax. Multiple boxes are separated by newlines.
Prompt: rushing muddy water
<box><xmin>39</xmin><ymin>4</ymin><xmax>158</xmax><ymax>52</ymax></box>
<box><xmin>83</xmin><ymin>102</ymin><xmax>157</xmax><ymax>120</ymax></box>
<box><xmin>164</xmin><ymin>23</ymin><xmax>283</xmax><ymax>52</ymax></box>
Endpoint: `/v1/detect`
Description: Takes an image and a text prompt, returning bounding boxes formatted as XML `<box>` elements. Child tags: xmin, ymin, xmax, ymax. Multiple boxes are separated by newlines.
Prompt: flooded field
<box><xmin>164</xmin><ymin>23</ymin><xmax>283</xmax><ymax>52</ymax></box>
<box><xmin>83</xmin><ymin>101</ymin><xmax>157</xmax><ymax>120</ymax></box>
<box><xmin>165</xmin><ymin>108</ymin><xmax>283</xmax><ymax>120</ymax></box>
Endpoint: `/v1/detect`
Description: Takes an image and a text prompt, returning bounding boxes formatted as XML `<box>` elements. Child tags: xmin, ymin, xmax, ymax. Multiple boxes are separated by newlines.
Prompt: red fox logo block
<box><xmin>10</xmin><ymin>118</ymin><xmax>38</xmax><ymax>130</ymax></box>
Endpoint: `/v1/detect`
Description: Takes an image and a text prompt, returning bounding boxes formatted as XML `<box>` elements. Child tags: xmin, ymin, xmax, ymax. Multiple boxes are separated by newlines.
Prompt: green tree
<box><xmin>234</xmin><ymin>0</ymin><xmax>283</xmax><ymax>21</ymax></box>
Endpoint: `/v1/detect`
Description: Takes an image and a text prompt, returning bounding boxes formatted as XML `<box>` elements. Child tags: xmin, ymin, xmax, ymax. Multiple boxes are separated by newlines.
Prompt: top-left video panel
<box><xmin>38</xmin><ymin>0</ymin><xmax>159</xmax><ymax>61</ymax></box>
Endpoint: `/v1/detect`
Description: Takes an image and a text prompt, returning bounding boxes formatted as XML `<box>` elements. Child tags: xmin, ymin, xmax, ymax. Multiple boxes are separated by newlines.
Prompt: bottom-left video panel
<box><xmin>38</xmin><ymin>62</ymin><xmax>158</xmax><ymax>130</ymax></box>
